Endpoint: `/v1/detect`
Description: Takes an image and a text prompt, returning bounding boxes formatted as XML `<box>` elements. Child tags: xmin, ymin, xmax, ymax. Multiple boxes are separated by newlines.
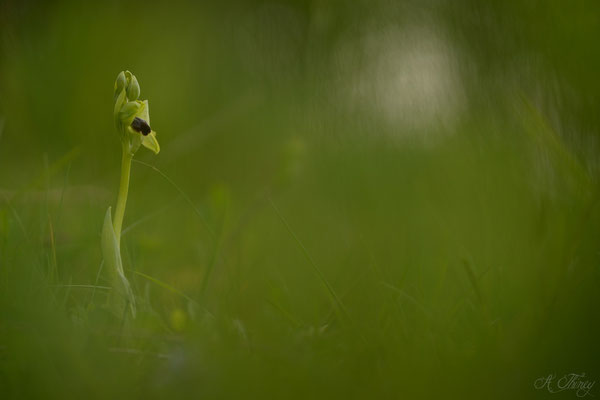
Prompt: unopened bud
<box><xmin>127</xmin><ymin>75</ymin><xmax>140</xmax><ymax>100</ymax></box>
<box><xmin>114</xmin><ymin>71</ymin><xmax>126</xmax><ymax>95</ymax></box>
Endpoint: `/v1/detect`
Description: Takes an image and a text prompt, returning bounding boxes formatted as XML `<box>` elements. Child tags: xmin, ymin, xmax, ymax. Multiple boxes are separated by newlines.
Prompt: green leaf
<box><xmin>101</xmin><ymin>207</ymin><xmax>136</xmax><ymax>318</ymax></box>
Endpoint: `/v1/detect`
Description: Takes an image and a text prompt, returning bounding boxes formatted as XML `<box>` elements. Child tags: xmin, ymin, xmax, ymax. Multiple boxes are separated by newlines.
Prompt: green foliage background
<box><xmin>1</xmin><ymin>1</ymin><xmax>599</xmax><ymax>398</ymax></box>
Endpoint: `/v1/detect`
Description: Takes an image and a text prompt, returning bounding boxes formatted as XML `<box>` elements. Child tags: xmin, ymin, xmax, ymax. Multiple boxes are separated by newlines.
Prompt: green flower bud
<box><xmin>124</xmin><ymin>70</ymin><xmax>133</xmax><ymax>85</ymax></box>
<box><xmin>127</xmin><ymin>75</ymin><xmax>140</xmax><ymax>100</ymax></box>
<box><xmin>115</xmin><ymin>71</ymin><xmax>126</xmax><ymax>95</ymax></box>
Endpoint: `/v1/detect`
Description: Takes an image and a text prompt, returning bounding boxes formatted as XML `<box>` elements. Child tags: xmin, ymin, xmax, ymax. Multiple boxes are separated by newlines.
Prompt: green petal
<box><xmin>141</xmin><ymin>131</ymin><xmax>160</xmax><ymax>154</ymax></box>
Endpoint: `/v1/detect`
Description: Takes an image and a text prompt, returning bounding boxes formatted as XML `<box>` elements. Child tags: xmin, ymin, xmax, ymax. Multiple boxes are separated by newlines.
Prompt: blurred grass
<box><xmin>1</xmin><ymin>0</ymin><xmax>600</xmax><ymax>399</ymax></box>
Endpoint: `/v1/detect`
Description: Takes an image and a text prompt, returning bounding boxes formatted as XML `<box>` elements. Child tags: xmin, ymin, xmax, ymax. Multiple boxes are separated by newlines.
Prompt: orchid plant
<box><xmin>102</xmin><ymin>71</ymin><xmax>159</xmax><ymax>318</ymax></box>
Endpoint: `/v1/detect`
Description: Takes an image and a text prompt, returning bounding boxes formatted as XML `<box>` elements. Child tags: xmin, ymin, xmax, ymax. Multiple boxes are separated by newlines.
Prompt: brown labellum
<box><xmin>131</xmin><ymin>117</ymin><xmax>152</xmax><ymax>136</ymax></box>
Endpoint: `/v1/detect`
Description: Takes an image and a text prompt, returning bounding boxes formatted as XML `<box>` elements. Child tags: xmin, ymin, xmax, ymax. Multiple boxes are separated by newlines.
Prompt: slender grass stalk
<box><xmin>268</xmin><ymin>197</ymin><xmax>350</xmax><ymax>321</ymax></box>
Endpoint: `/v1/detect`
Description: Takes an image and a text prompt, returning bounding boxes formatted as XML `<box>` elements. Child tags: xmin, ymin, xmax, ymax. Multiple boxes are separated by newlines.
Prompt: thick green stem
<box><xmin>113</xmin><ymin>145</ymin><xmax>132</xmax><ymax>245</ymax></box>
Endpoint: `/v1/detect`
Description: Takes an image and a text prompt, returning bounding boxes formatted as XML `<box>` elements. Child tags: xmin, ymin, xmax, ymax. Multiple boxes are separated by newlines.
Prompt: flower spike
<box><xmin>113</xmin><ymin>70</ymin><xmax>160</xmax><ymax>155</ymax></box>
<box><xmin>102</xmin><ymin>70</ymin><xmax>160</xmax><ymax>319</ymax></box>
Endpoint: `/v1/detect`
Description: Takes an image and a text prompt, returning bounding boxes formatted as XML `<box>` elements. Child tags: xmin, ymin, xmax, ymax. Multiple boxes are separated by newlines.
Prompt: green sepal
<box><xmin>119</xmin><ymin>101</ymin><xmax>143</xmax><ymax>128</ymax></box>
<box><xmin>113</xmin><ymin>89</ymin><xmax>127</xmax><ymax>129</ymax></box>
<box><xmin>142</xmin><ymin>131</ymin><xmax>160</xmax><ymax>154</ymax></box>
<box><xmin>138</xmin><ymin>100</ymin><xmax>160</xmax><ymax>154</ymax></box>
